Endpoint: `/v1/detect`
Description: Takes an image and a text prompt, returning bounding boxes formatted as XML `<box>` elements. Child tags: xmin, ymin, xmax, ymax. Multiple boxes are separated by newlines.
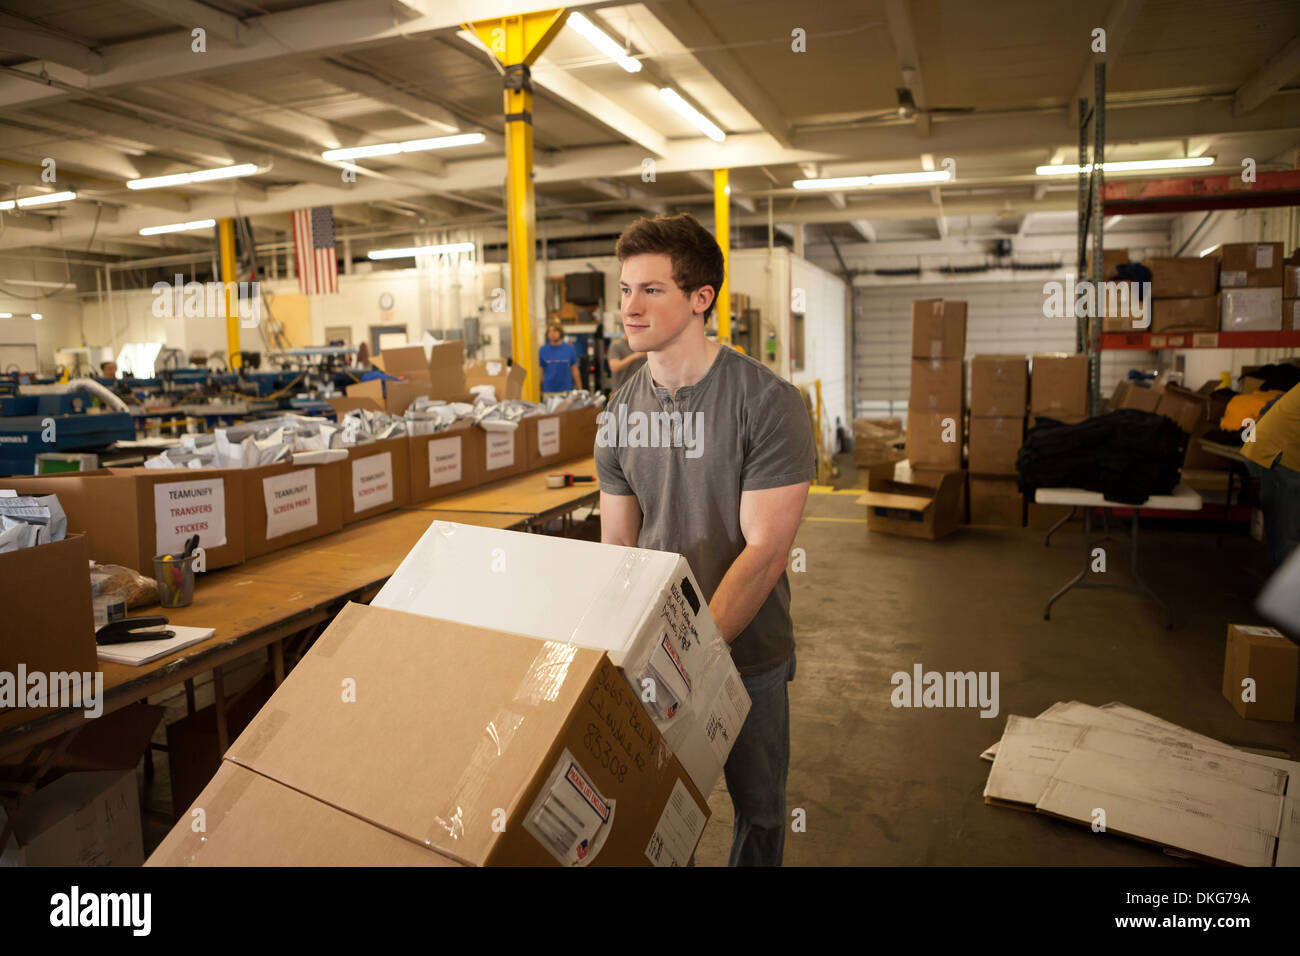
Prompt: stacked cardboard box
<box><xmin>1222</xmin><ymin>624</ymin><xmax>1298</xmax><ymax>722</ymax></box>
<box><xmin>852</xmin><ymin>418</ymin><xmax>905</xmax><ymax>471</ymax></box>
<box><xmin>967</xmin><ymin>355</ymin><xmax>1027</xmax><ymax>527</ymax></box>
<box><xmin>1145</xmin><ymin>257</ymin><xmax>1219</xmax><ymax>333</ymax></box>
<box><xmin>906</xmin><ymin>300</ymin><xmax>966</xmax><ymax>474</ymax></box>
<box><xmin>1284</xmin><ymin>253</ymin><xmax>1299</xmax><ymax>331</ymax></box>
<box><xmin>1029</xmin><ymin>354</ymin><xmax>1089</xmax><ymax>424</ymax></box>
<box><xmin>1207</xmin><ymin>243</ymin><xmax>1284</xmax><ymax>331</ymax></box>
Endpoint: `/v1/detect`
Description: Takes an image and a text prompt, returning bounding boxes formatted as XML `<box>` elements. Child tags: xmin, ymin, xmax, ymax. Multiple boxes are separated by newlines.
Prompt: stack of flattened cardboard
<box><xmin>149</xmin><ymin>601</ymin><xmax>711</xmax><ymax>867</ymax></box>
<box><xmin>967</xmin><ymin>356</ymin><xmax>1027</xmax><ymax>527</ymax></box>
<box><xmin>906</xmin><ymin>300</ymin><xmax>966</xmax><ymax>482</ymax></box>
<box><xmin>1144</xmin><ymin>257</ymin><xmax>1219</xmax><ymax>334</ymax></box>
<box><xmin>852</xmin><ymin>418</ymin><xmax>905</xmax><ymax>471</ymax></box>
<box><xmin>980</xmin><ymin>698</ymin><xmax>1300</xmax><ymax>866</ymax></box>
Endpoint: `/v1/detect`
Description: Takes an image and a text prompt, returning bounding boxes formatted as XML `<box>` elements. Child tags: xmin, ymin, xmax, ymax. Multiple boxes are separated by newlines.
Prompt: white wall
<box><xmin>789</xmin><ymin>255</ymin><xmax>848</xmax><ymax>433</ymax></box>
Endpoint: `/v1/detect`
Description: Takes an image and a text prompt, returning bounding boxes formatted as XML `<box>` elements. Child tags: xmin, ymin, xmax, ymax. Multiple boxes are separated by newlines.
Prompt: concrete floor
<box><xmin>693</xmin><ymin>458</ymin><xmax>1299</xmax><ymax>866</ymax></box>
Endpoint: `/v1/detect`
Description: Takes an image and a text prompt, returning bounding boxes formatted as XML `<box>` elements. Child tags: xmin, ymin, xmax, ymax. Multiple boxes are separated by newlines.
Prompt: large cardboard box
<box><xmin>910</xmin><ymin>464</ymin><xmax>968</xmax><ymax>522</ymax></box>
<box><xmin>1030</xmin><ymin>354</ymin><xmax>1089</xmax><ymax>417</ymax></box>
<box><xmin>1206</xmin><ymin>242</ymin><xmax>1284</xmax><ymax>289</ymax></box>
<box><xmin>968</xmin><ymin>476</ymin><xmax>1024</xmax><ymax>527</ymax></box>
<box><xmin>852</xmin><ymin>418</ymin><xmax>905</xmax><ymax>469</ymax></box>
<box><xmin>465</xmin><ymin>358</ymin><xmax>526</xmax><ymax>401</ymax></box>
<box><xmin>1151</xmin><ymin>297</ymin><xmax>1219</xmax><ymax>333</ymax></box>
<box><xmin>859</xmin><ymin>470</ymin><xmax>964</xmax><ymax>540</ymax></box>
<box><xmin>148</xmin><ymin>762</ymin><xmax>464</xmax><ymax>867</ymax></box>
<box><xmin>562</xmin><ymin>405</ymin><xmax>601</xmax><ymax>461</ymax></box>
<box><xmin>1148</xmin><ymin>257</ymin><xmax>1219</xmax><ymax>298</ymax></box>
<box><xmin>1086</xmin><ymin>247</ymin><xmax>1129</xmax><ymax>278</ymax></box>
<box><xmin>0</xmin><ymin>467</ymin><xmax>246</xmax><ymax>574</ymax></box>
<box><xmin>372</xmin><ymin>522</ymin><xmax>749</xmax><ymax>797</ymax></box>
<box><xmin>1111</xmin><ymin>380</ymin><xmax>1161</xmax><ymax>414</ymax></box>
<box><xmin>908</xmin><ymin>358</ymin><xmax>964</xmax><ymax>414</ymax></box>
<box><xmin>0</xmin><ymin>770</ymin><xmax>142</xmax><ymax>867</ymax></box>
<box><xmin>0</xmin><ymin>533</ymin><xmax>96</xmax><ymax>684</ymax></box>
<box><xmin>349</xmin><ymin>341</ymin><xmax>470</xmax><ymax>412</ymax></box>
<box><xmin>967</xmin><ymin>417</ymin><xmax>1024</xmax><ymax>475</ymax></box>
<box><xmin>1222</xmin><ymin>624</ymin><xmax>1298</xmax><ymax>722</ymax></box>
<box><xmin>909</xmin><ymin>300</ymin><xmax>967</xmax><ymax>359</ymax></box>
<box><xmin>1155</xmin><ymin>384</ymin><xmax>1209</xmax><ymax>434</ymax></box>
<box><xmin>241</xmin><ymin>461</ymin><xmax>344</xmax><ymax>560</ymax></box>
<box><xmin>905</xmin><ymin>411</ymin><xmax>962</xmax><ymax>469</ymax></box>
<box><xmin>341</xmin><ymin>436</ymin><xmax>411</xmax><ymax>524</ymax></box>
<box><xmin>223</xmin><ymin>602</ymin><xmax>711</xmax><ymax>866</ymax></box>
<box><xmin>969</xmin><ymin>355</ymin><xmax>1027</xmax><ymax>417</ymax></box>
<box><xmin>407</xmin><ymin>423</ymin><xmax>482</xmax><ymax>503</ymax></box>
<box><xmin>1220</xmin><ymin>288</ymin><xmax>1283</xmax><ymax>331</ymax></box>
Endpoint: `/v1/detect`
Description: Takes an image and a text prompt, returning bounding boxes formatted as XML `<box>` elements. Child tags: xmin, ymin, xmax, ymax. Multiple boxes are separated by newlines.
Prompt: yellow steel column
<box><xmin>218</xmin><ymin>218</ymin><xmax>241</xmax><ymax>371</ymax></box>
<box><xmin>467</xmin><ymin>9</ymin><xmax>567</xmax><ymax>402</ymax></box>
<box><xmin>713</xmin><ymin>168</ymin><xmax>730</xmax><ymax>343</ymax></box>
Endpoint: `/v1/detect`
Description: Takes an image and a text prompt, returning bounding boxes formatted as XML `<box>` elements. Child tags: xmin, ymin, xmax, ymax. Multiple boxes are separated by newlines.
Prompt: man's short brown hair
<box><xmin>615</xmin><ymin>213</ymin><xmax>725</xmax><ymax>319</ymax></box>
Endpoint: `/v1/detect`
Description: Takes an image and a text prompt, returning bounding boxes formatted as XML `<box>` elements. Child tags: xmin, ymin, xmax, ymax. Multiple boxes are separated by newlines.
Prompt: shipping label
<box><xmin>538</xmin><ymin>417</ymin><xmax>561</xmax><ymax>457</ymax></box>
<box><xmin>154</xmin><ymin>477</ymin><xmax>226</xmax><ymax>556</ymax></box>
<box><xmin>644</xmin><ymin>778</ymin><xmax>705</xmax><ymax>867</ymax></box>
<box><xmin>523</xmin><ymin>748</ymin><xmax>614</xmax><ymax>866</ymax></box>
<box><xmin>351</xmin><ymin>451</ymin><xmax>393</xmax><ymax>512</ymax></box>
<box><xmin>427</xmin><ymin>437</ymin><xmax>462</xmax><ymax>487</ymax></box>
<box><xmin>262</xmin><ymin>468</ymin><xmax>318</xmax><ymax>539</ymax></box>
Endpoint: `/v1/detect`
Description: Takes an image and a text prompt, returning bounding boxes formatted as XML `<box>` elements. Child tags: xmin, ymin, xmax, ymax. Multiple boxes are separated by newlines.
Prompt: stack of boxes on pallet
<box><xmin>906</xmin><ymin>300</ymin><xmax>966</xmax><ymax>487</ymax></box>
<box><xmin>967</xmin><ymin>356</ymin><xmax>1027</xmax><ymax>527</ymax></box>
<box><xmin>1209</xmin><ymin>242</ymin><xmax>1285</xmax><ymax>332</ymax></box>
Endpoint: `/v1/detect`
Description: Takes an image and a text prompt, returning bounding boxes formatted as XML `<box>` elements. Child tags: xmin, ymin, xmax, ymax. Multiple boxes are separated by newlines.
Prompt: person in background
<box><xmin>540</xmin><ymin>322</ymin><xmax>581</xmax><ymax>398</ymax></box>
<box><xmin>605</xmin><ymin>319</ymin><xmax>646</xmax><ymax>396</ymax></box>
<box><xmin>100</xmin><ymin>361</ymin><xmax>117</xmax><ymax>379</ymax></box>
<box><xmin>1242</xmin><ymin>384</ymin><xmax>1300</xmax><ymax>570</ymax></box>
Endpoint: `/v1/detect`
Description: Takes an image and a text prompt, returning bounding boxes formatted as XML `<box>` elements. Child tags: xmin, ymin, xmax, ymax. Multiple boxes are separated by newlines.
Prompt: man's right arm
<box><xmin>599</xmin><ymin>491</ymin><xmax>642</xmax><ymax>546</ymax></box>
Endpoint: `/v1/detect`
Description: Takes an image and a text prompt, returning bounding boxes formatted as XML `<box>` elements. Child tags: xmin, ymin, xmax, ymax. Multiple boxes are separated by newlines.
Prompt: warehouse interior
<box><xmin>2</xmin><ymin>0</ymin><xmax>1300</xmax><ymax>879</ymax></box>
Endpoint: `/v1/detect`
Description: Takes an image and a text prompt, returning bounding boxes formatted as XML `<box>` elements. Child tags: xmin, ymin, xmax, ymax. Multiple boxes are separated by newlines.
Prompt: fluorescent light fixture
<box><xmin>0</xmin><ymin>190</ymin><xmax>77</xmax><ymax>210</ymax></box>
<box><xmin>127</xmin><ymin>163</ymin><xmax>259</xmax><ymax>190</ymax></box>
<box><xmin>139</xmin><ymin>218</ymin><xmax>217</xmax><ymax>236</ymax></box>
<box><xmin>1035</xmin><ymin>157</ymin><xmax>1215</xmax><ymax>176</ymax></box>
<box><xmin>567</xmin><ymin>12</ymin><xmax>641</xmax><ymax>72</ymax></box>
<box><xmin>793</xmin><ymin>171</ymin><xmax>950</xmax><ymax>190</ymax></box>
<box><xmin>31</xmin><ymin>313</ymin><xmax>42</xmax><ymax>320</ymax></box>
<box><xmin>1199</xmin><ymin>246</ymin><xmax>1218</xmax><ymax>258</ymax></box>
<box><xmin>658</xmin><ymin>88</ymin><xmax>725</xmax><ymax>143</ymax></box>
<box><xmin>367</xmin><ymin>242</ymin><xmax>476</xmax><ymax>260</ymax></box>
<box><xmin>0</xmin><ymin>313</ymin><xmax>11</xmax><ymax>318</ymax></box>
<box><xmin>322</xmin><ymin>133</ymin><xmax>486</xmax><ymax>163</ymax></box>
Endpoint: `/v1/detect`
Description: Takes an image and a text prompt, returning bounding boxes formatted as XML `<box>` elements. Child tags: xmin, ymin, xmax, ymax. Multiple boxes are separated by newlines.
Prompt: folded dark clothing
<box><xmin>1250</xmin><ymin>363</ymin><xmax>1300</xmax><ymax>393</ymax></box>
<box><xmin>1017</xmin><ymin>409</ymin><xmax>1186</xmax><ymax>505</ymax></box>
<box><xmin>1201</xmin><ymin>427</ymin><xmax>1244</xmax><ymax>447</ymax></box>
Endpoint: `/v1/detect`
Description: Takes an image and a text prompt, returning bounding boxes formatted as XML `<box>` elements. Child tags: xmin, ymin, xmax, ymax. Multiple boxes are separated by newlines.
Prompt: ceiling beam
<box><xmin>584</xmin><ymin>178</ymin><xmax>666</xmax><ymax>215</ymax></box>
<box><xmin>1234</xmin><ymin>32</ymin><xmax>1300</xmax><ymax>115</ymax></box>
<box><xmin>1070</xmin><ymin>0</ymin><xmax>1146</xmax><ymax>127</ymax></box>
<box><xmin>0</xmin><ymin>15</ymin><xmax>105</xmax><ymax>74</ymax></box>
<box><xmin>850</xmin><ymin>219</ymin><xmax>876</xmax><ymax>242</ymax></box>
<box><xmin>649</xmin><ymin>0</ymin><xmax>792</xmax><ymax>148</ymax></box>
<box><xmin>883</xmin><ymin>0</ymin><xmax>929</xmax><ymax>136</ymax></box>
<box><xmin>306</xmin><ymin>59</ymin><xmax>463</xmax><ymax>134</ymax></box>
<box><xmin>120</xmin><ymin>0</ymin><xmax>247</xmax><ymax>45</ymax></box>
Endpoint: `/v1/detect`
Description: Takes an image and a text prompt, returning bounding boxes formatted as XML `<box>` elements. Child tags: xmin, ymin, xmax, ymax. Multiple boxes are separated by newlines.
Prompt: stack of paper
<box><xmin>96</xmin><ymin>625</ymin><xmax>215</xmax><ymax>666</ymax></box>
<box><xmin>981</xmin><ymin>701</ymin><xmax>1299</xmax><ymax>867</ymax></box>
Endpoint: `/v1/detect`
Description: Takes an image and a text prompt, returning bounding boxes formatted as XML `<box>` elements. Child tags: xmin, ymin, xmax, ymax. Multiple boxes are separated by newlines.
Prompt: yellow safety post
<box><xmin>218</xmin><ymin>218</ymin><xmax>241</xmax><ymax>371</ymax></box>
<box><xmin>714</xmin><ymin>168</ymin><xmax>730</xmax><ymax>343</ymax></box>
<box><xmin>466</xmin><ymin>9</ymin><xmax>567</xmax><ymax>402</ymax></box>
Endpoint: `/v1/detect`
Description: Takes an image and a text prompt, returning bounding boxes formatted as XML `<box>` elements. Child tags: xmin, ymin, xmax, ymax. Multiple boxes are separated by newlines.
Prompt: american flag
<box><xmin>292</xmin><ymin>206</ymin><xmax>339</xmax><ymax>295</ymax></box>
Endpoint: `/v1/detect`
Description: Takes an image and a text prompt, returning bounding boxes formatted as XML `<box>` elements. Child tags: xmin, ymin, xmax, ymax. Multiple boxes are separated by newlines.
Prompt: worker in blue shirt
<box><xmin>540</xmin><ymin>323</ymin><xmax>582</xmax><ymax>397</ymax></box>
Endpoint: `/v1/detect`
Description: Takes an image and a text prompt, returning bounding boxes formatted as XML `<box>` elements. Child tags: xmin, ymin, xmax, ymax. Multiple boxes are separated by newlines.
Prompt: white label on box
<box><xmin>427</xmin><ymin>437</ymin><xmax>462</xmax><ymax>487</ymax></box>
<box><xmin>154</xmin><ymin>478</ymin><xmax>226</xmax><ymax>556</ymax></box>
<box><xmin>1256</xmin><ymin>246</ymin><xmax>1274</xmax><ymax>269</ymax></box>
<box><xmin>1236</xmin><ymin>625</ymin><xmax>1284</xmax><ymax>637</ymax></box>
<box><xmin>523</xmin><ymin>749</ymin><xmax>613</xmax><ymax>866</ymax></box>
<box><xmin>263</xmin><ymin>468</ymin><xmax>318</xmax><ymax>540</ymax></box>
<box><xmin>645</xmin><ymin>778</ymin><xmax>705</xmax><ymax>867</ymax></box>
<box><xmin>538</xmin><ymin>417</ymin><xmax>561</xmax><ymax>457</ymax></box>
<box><xmin>703</xmin><ymin>671</ymin><xmax>749</xmax><ymax>765</ymax></box>
<box><xmin>1222</xmin><ymin>270</ymin><xmax>1247</xmax><ymax>287</ymax></box>
<box><xmin>352</xmin><ymin>451</ymin><xmax>393</xmax><ymax>511</ymax></box>
<box><xmin>485</xmin><ymin>431</ymin><xmax>515</xmax><ymax>471</ymax></box>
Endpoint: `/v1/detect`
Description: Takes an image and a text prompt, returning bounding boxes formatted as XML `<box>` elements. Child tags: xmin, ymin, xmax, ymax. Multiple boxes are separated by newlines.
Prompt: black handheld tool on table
<box><xmin>96</xmin><ymin>616</ymin><xmax>174</xmax><ymax>645</ymax></box>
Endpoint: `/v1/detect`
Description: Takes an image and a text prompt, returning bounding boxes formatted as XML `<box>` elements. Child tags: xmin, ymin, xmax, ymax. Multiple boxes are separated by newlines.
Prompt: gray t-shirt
<box><xmin>594</xmin><ymin>346</ymin><xmax>816</xmax><ymax>675</ymax></box>
<box><xmin>607</xmin><ymin>337</ymin><xmax>646</xmax><ymax>394</ymax></box>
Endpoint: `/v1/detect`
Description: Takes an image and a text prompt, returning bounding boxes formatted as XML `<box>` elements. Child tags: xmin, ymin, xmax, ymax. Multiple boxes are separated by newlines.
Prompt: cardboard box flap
<box><xmin>374</xmin><ymin>345</ymin><xmax>431</xmax><ymax>381</ymax></box>
<box><xmin>328</xmin><ymin>396</ymin><xmax>383</xmax><ymax>416</ymax></box>
<box><xmin>857</xmin><ymin>487</ymin><xmax>935</xmax><ymax>513</ymax></box>
<box><xmin>224</xmin><ymin>602</ymin><xmax>607</xmax><ymax>866</ymax></box>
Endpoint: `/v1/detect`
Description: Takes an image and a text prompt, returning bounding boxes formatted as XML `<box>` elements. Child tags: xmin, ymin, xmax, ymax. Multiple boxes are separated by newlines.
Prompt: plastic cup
<box><xmin>153</xmin><ymin>554</ymin><xmax>196</xmax><ymax>608</ymax></box>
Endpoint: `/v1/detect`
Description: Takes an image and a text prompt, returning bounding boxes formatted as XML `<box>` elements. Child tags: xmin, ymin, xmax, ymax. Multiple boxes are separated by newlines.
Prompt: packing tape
<box><xmin>155</xmin><ymin>761</ymin><xmax>255</xmax><ymax>866</ymax></box>
<box><xmin>228</xmin><ymin>707</ymin><xmax>291</xmax><ymax>764</ymax></box>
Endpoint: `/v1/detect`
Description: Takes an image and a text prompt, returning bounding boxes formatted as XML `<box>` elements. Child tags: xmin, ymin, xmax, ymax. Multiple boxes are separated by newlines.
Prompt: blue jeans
<box><xmin>1247</xmin><ymin>458</ymin><xmax>1300</xmax><ymax>570</ymax></box>
<box><xmin>722</xmin><ymin>652</ymin><xmax>796</xmax><ymax>867</ymax></box>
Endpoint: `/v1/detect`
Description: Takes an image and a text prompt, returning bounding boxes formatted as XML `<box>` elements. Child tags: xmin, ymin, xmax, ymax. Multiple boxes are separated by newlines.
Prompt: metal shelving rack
<box><xmin>1077</xmin><ymin>63</ymin><xmax>1106</xmax><ymax>415</ymax></box>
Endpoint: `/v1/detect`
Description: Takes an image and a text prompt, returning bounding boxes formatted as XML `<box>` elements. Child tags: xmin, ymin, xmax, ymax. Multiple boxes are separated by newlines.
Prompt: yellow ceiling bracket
<box><xmin>466</xmin><ymin>9</ymin><xmax>568</xmax><ymax>402</ymax></box>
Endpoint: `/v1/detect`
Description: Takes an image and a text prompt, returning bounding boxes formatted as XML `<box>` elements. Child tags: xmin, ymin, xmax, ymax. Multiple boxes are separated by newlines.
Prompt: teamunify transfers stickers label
<box><xmin>154</xmin><ymin>478</ymin><xmax>226</xmax><ymax>555</ymax></box>
<box><xmin>523</xmin><ymin>749</ymin><xmax>614</xmax><ymax>866</ymax></box>
<box><xmin>644</xmin><ymin>778</ymin><xmax>705</xmax><ymax>867</ymax></box>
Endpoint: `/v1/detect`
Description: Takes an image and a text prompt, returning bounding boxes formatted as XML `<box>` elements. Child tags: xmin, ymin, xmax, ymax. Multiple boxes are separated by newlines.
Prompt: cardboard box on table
<box><xmin>562</xmin><ymin>405</ymin><xmax>601</xmax><ymax>461</ymax></box>
<box><xmin>241</xmin><ymin>461</ymin><xmax>344</xmax><ymax>560</ymax></box>
<box><xmin>967</xmin><ymin>417</ymin><xmax>1024</xmax><ymax>475</ymax></box>
<box><xmin>346</xmin><ymin>340</ymin><xmax>472</xmax><ymax>412</ymax></box>
<box><xmin>371</xmin><ymin>522</ymin><xmax>750</xmax><ymax>798</ymax></box>
<box><xmin>0</xmin><ymin>769</ymin><xmax>142</xmax><ymax>867</ymax></box>
<box><xmin>468</xmin><ymin>423</ymin><xmax>528</xmax><ymax>482</ymax></box>
<box><xmin>525</xmin><ymin>406</ymin><xmax>602</xmax><ymax>471</ymax></box>
<box><xmin>1222</xmin><ymin>624</ymin><xmax>1298</xmax><ymax>722</ymax></box>
<box><xmin>1220</xmin><ymin>288</ymin><xmax>1283</xmax><ymax>331</ymax></box>
<box><xmin>968</xmin><ymin>476</ymin><xmax>1024</xmax><ymax>527</ymax></box>
<box><xmin>340</xmin><ymin>436</ymin><xmax>410</xmax><ymax>524</ymax></box>
<box><xmin>1205</xmin><ymin>242</ymin><xmax>1284</xmax><ymax>289</ymax></box>
<box><xmin>858</xmin><ymin>470</ymin><xmax>964</xmax><ymax>540</ymax></box>
<box><xmin>0</xmin><ymin>532</ymin><xmax>96</xmax><ymax>683</ymax></box>
<box><xmin>1148</xmin><ymin>257</ymin><xmax>1219</xmax><ymax>298</ymax></box>
<box><xmin>969</xmin><ymin>355</ymin><xmax>1027</xmax><ymax>417</ymax></box>
<box><xmin>1030</xmin><ymin>354</ymin><xmax>1089</xmax><ymax>418</ymax></box>
<box><xmin>407</xmin><ymin>421</ymin><xmax>482</xmax><ymax>503</ymax></box>
<box><xmin>0</xmin><ymin>467</ymin><xmax>246</xmax><ymax>574</ymax></box>
<box><xmin>196</xmin><ymin>602</ymin><xmax>710</xmax><ymax>866</ymax></box>
<box><xmin>909</xmin><ymin>300</ymin><xmax>967</xmax><ymax>358</ymax></box>
<box><xmin>465</xmin><ymin>358</ymin><xmax>526</xmax><ymax>401</ymax></box>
